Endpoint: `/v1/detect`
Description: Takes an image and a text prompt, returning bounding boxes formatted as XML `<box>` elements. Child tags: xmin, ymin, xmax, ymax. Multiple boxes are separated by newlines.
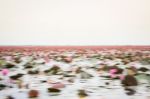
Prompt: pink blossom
<box><xmin>1</xmin><ymin>69</ymin><xmax>9</xmax><ymax>76</ymax></box>
<box><xmin>110</xmin><ymin>74</ymin><xmax>116</xmax><ymax>78</ymax></box>
<box><xmin>52</xmin><ymin>83</ymin><xmax>65</xmax><ymax>88</ymax></box>
<box><xmin>109</xmin><ymin>69</ymin><xmax>117</xmax><ymax>74</ymax></box>
<box><xmin>119</xmin><ymin>75</ymin><xmax>125</xmax><ymax>80</ymax></box>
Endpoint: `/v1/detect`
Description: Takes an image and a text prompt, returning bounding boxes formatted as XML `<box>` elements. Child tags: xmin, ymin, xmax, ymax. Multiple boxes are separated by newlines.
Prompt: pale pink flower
<box><xmin>1</xmin><ymin>69</ymin><xmax>9</xmax><ymax>76</ymax></box>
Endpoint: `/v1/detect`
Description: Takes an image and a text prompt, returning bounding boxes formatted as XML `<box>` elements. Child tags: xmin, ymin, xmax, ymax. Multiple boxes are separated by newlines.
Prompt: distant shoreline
<box><xmin>0</xmin><ymin>45</ymin><xmax>149</xmax><ymax>51</ymax></box>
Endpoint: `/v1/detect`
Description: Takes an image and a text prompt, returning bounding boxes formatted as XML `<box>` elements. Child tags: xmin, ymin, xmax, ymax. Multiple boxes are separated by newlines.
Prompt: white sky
<box><xmin>0</xmin><ymin>0</ymin><xmax>150</xmax><ymax>45</ymax></box>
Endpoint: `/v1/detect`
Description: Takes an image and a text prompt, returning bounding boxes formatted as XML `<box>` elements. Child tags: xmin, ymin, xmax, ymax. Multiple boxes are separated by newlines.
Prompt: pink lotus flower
<box><xmin>109</xmin><ymin>69</ymin><xmax>117</xmax><ymax>74</ymax></box>
<box><xmin>1</xmin><ymin>69</ymin><xmax>9</xmax><ymax>76</ymax></box>
<box><xmin>64</xmin><ymin>57</ymin><xmax>72</xmax><ymax>63</ymax></box>
<box><xmin>110</xmin><ymin>74</ymin><xmax>116</xmax><ymax>78</ymax></box>
<box><xmin>44</xmin><ymin>57</ymin><xmax>50</xmax><ymax>63</ymax></box>
<box><xmin>119</xmin><ymin>75</ymin><xmax>125</xmax><ymax>80</ymax></box>
<box><xmin>52</xmin><ymin>83</ymin><xmax>65</xmax><ymax>89</ymax></box>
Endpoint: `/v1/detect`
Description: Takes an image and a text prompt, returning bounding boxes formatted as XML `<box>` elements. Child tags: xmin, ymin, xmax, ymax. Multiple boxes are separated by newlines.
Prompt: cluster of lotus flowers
<box><xmin>0</xmin><ymin>48</ymin><xmax>150</xmax><ymax>99</ymax></box>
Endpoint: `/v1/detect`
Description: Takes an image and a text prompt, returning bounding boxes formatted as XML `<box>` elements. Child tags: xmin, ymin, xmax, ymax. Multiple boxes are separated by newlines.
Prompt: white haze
<box><xmin>0</xmin><ymin>0</ymin><xmax>150</xmax><ymax>45</ymax></box>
